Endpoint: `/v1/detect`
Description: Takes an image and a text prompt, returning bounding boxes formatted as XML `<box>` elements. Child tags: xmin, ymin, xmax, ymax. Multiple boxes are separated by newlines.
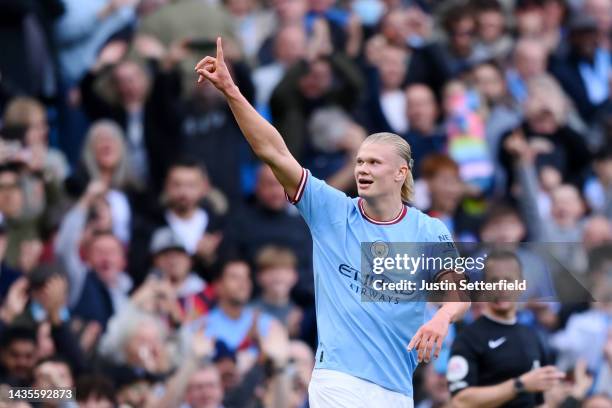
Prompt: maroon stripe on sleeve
<box><xmin>285</xmin><ymin>168</ymin><xmax>308</xmax><ymax>205</ymax></box>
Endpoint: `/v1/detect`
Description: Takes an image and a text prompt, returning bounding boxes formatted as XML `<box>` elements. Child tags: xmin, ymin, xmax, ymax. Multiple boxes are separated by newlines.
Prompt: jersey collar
<box><xmin>358</xmin><ymin>198</ymin><xmax>408</xmax><ymax>225</ymax></box>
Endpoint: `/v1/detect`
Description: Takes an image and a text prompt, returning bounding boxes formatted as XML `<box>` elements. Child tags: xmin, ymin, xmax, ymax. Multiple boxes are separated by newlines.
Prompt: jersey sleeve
<box><xmin>425</xmin><ymin>217</ymin><xmax>460</xmax><ymax>282</ymax></box>
<box><xmin>286</xmin><ymin>168</ymin><xmax>351</xmax><ymax>231</ymax></box>
<box><xmin>447</xmin><ymin>333</ymin><xmax>480</xmax><ymax>396</ymax></box>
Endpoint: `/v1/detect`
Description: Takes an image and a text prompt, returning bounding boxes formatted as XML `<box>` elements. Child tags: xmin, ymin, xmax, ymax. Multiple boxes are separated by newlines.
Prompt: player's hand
<box><xmin>194</xmin><ymin>37</ymin><xmax>236</xmax><ymax>94</ymax></box>
<box><xmin>519</xmin><ymin>366</ymin><xmax>565</xmax><ymax>392</ymax></box>
<box><xmin>407</xmin><ymin>311</ymin><xmax>451</xmax><ymax>363</ymax></box>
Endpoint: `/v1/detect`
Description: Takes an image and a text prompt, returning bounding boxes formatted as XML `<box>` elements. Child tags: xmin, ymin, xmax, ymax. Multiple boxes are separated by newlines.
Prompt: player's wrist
<box><xmin>223</xmin><ymin>84</ymin><xmax>240</xmax><ymax>99</ymax></box>
<box><xmin>436</xmin><ymin>307</ymin><xmax>454</xmax><ymax>324</ymax></box>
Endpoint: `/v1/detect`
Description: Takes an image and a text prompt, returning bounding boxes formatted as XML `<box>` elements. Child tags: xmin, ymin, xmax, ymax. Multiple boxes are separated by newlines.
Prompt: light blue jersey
<box><xmin>289</xmin><ymin>169</ymin><xmax>454</xmax><ymax>397</ymax></box>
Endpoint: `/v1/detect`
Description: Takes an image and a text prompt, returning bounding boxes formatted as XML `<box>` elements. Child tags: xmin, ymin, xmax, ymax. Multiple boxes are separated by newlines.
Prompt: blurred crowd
<box><xmin>1</xmin><ymin>0</ymin><xmax>612</xmax><ymax>406</ymax></box>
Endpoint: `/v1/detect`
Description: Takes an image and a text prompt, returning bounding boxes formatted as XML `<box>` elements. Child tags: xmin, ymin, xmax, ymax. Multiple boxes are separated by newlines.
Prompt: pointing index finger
<box><xmin>216</xmin><ymin>37</ymin><xmax>224</xmax><ymax>61</ymax></box>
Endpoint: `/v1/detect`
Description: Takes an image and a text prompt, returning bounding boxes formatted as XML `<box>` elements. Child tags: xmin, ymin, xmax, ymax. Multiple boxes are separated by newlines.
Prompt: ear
<box><xmin>395</xmin><ymin>164</ymin><xmax>408</xmax><ymax>182</ymax></box>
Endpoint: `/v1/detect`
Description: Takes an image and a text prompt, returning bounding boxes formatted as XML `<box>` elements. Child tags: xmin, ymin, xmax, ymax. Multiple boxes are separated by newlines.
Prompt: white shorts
<box><xmin>308</xmin><ymin>369</ymin><xmax>414</xmax><ymax>408</ymax></box>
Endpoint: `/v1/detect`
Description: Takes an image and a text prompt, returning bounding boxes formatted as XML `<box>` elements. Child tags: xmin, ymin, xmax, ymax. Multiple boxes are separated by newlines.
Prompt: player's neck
<box><xmin>361</xmin><ymin>196</ymin><xmax>404</xmax><ymax>222</ymax></box>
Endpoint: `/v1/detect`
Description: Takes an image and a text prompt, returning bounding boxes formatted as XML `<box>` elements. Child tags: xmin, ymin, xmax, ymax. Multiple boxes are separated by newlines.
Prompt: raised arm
<box><xmin>195</xmin><ymin>37</ymin><xmax>303</xmax><ymax>199</ymax></box>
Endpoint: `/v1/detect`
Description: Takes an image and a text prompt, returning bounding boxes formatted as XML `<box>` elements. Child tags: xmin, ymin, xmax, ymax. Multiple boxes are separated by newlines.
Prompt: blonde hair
<box><xmin>363</xmin><ymin>132</ymin><xmax>415</xmax><ymax>203</ymax></box>
<box><xmin>3</xmin><ymin>96</ymin><xmax>45</xmax><ymax>127</ymax></box>
<box><xmin>256</xmin><ymin>245</ymin><xmax>297</xmax><ymax>272</ymax></box>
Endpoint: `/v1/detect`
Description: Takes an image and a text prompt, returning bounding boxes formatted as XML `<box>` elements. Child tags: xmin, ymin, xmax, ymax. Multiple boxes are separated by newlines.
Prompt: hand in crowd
<box><xmin>134</xmin><ymin>35</ymin><xmax>190</xmax><ymax>70</ymax></box>
<box><xmin>39</xmin><ymin>275</ymin><xmax>68</xmax><ymax>326</ymax></box>
<box><xmin>0</xmin><ymin>277</ymin><xmax>29</xmax><ymax>324</ymax></box>
<box><xmin>504</xmin><ymin>129</ymin><xmax>554</xmax><ymax>164</ymax></box>
<box><xmin>260</xmin><ymin>321</ymin><xmax>291</xmax><ymax>369</ymax></box>
<box><xmin>79</xmin><ymin>321</ymin><xmax>103</xmax><ymax>354</ymax></box>
<box><xmin>189</xmin><ymin>329</ymin><xmax>215</xmax><ymax>361</ymax></box>
<box><xmin>131</xmin><ymin>277</ymin><xmax>181</xmax><ymax>322</ymax></box>
<box><xmin>80</xmin><ymin>179</ymin><xmax>108</xmax><ymax>208</ymax></box>
<box><xmin>345</xmin><ymin>14</ymin><xmax>363</xmax><ymax>58</ymax></box>
<box><xmin>543</xmin><ymin>360</ymin><xmax>593</xmax><ymax>407</ymax></box>
<box><xmin>92</xmin><ymin>40</ymin><xmax>128</xmax><ymax>72</ymax></box>
<box><xmin>519</xmin><ymin>365</ymin><xmax>565</xmax><ymax>393</ymax></box>
<box><xmin>570</xmin><ymin>359</ymin><xmax>594</xmax><ymax>400</ymax></box>
<box><xmin>196</xmin><ymin>231</ymin><xmax>223</xmax><ymax>264</ymax></box>
<box><xmin>306</xmin><ymin>18</ymin><xmax>333</xmax><ymax>62</ymax></box>
<box><xmin>18</xmin><ymin>239</ymin><xmax>43</xmax><ymax>274</ymax></box>
<box><xmin>134</xmin><ymin>34</ymin><xmax>168</xmax><ymax>60</ymax></box>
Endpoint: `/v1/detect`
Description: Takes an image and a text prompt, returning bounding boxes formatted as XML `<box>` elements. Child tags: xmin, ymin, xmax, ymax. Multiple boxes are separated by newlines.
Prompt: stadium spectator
<box><xmin>583</xmin><ymin>0</ymin><xmax>612</xmax><ymax>46</ymax></box>
<box><xmin>269</xmin><ymin>35</ymin><xmax>364</xmax><ymax>157</ymax></box>
<box><xmin>79</xmin><ymin>48</ymin><xmax>183</xmax><ymax>192</ymax></box>
<box><xmin>440</xmin><ymin>3</ymin><xmax>487</xmax><ymax>76</ymax></box>
<box><xmin>136</xmin><ymin>0</ymin><xmax>238</xmax><ymax>95</ymax></box>
<box><xmin>506</xmin><ymin>38</ymin><xmax>549</xmax><ymax>104</ymax></box>
<box><xmin>55</xmin><ymin>182</ymin><xmax>133</xmax><ymax>329</ymax></box>
<box><xmin>305</xmin><ymin>107</ymin><xmax>365</xmax><ymax>189</ymax></box>
<box><xmin>129</xmin><ymin>159</ymin><xmax>225</xmax><ymax>284</ymax></box>
<box><xmin>178</xmin><ymin>63</ymin><xmax>253</xmax><ymax>205</ymax></box>
<box><xmin>75</xmin><ymin>374</ymin><xmax>117</xmax><ymax>407</ymax></box>
<box><xmin>2</xmin><ymin>96</ymin><xmax>69</xmax><ymax>183</ymax></box>
<box><xmin>0</xmin><ymin>219</ymin><xmax>21</xmax><ymax>299</ymax></box>
<box><xmin>551</xmin><ymin>285</ymin><xmax>612</xmax><ymax>397</ymax></box>
<box><xmin>550</xmin><ymin>13</ymin><xmax>609</xmax><ymax>122</ymax></box>
<box><xmin>226</xmin><ymin>0</ymin><xmax>275</xmax><ymax>64</ymax></box>
<box><xmin>182</xmin><ymin>365</ymin><xmax>225</xmax><ymax>408</ymax></box>
<box><xmin>252</xmin><ymin>245</ymin><xmax>302</xmax><ymax>336</ymax></box>
<box><xmin>252</xmin><ymin>24</ymin><xmax>307</xmax><ymax>117</ymax></box>
<box><xmin>148</xmin><ymin>226</ymin><xmax>215</xmax><ymax>322</ymax></box>
<box><xmin>0</xmin><ymin>0</ymin><xmax>64</xmax><ymax>98</ymax></box>
<box><xmin>0</xmin><ymin>326</ymin><xmax>38</xmax><ymax>386</ymax></box>
<box><xmin>204</xmin><ymin>259</ymin><xmax>276</xmax><ymax>355</ymax></box>
<box><xmin>420</xmin><ymin>154</ymin><xmax>477</xmax><ymax>240</ymax></box>
<box><xmin>53</xmin><ymin>0</ymin><xmax>137</xmax><ymax>86</ymax></box>
<box><xmin>222</xmin><ymin>165</ymin><xmax>313</xmax><ymax>295</ymax></box>
<box><xmin>403</xmin><ymin>84</ymin><xmax>446</xmax><ymax>177</ymax></box>
<box><xmin>415</xmin><ymin>363</ymin><xmax>450</xmax><ymax>408</ymax></box>
<box><xmin>500</xmin><ymin>74</ymin><xmax>591</xmax><ymax>193</ymax></box>
<box><xmin>359</xmin><ymin>45</ymin><xmax>409</xmax><ymax>135</ymax></box>
<box><xmin>471</xmin><ymin>0</ymin><xmax>513</xmax><ymax>61</ymax></box>
<box><xmin>471</xmin><ymin>61</ymin><xmax>522</xmax><ymax>171</ymax></box>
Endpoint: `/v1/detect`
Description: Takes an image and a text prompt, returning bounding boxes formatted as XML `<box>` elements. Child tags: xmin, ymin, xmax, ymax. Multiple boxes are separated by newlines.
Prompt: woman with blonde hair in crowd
<box><xmin>64</xmin><ymin>119</ymin><xmax>137</xmax><ymax>244</ymax></box>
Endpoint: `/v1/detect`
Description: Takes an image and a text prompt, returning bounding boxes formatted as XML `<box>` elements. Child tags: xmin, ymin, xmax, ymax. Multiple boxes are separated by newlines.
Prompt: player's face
<box><xmin>355</xmin><ymin>142</ymin><xmax>406</xmax><ymax>200</ymax></box>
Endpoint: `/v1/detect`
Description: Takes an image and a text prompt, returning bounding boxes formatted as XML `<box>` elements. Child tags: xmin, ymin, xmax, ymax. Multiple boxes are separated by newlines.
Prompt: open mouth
<box><xmin>358</xmin><ymin>178</ymin><xmax>373</xmax><ymax>188</ymax></box>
